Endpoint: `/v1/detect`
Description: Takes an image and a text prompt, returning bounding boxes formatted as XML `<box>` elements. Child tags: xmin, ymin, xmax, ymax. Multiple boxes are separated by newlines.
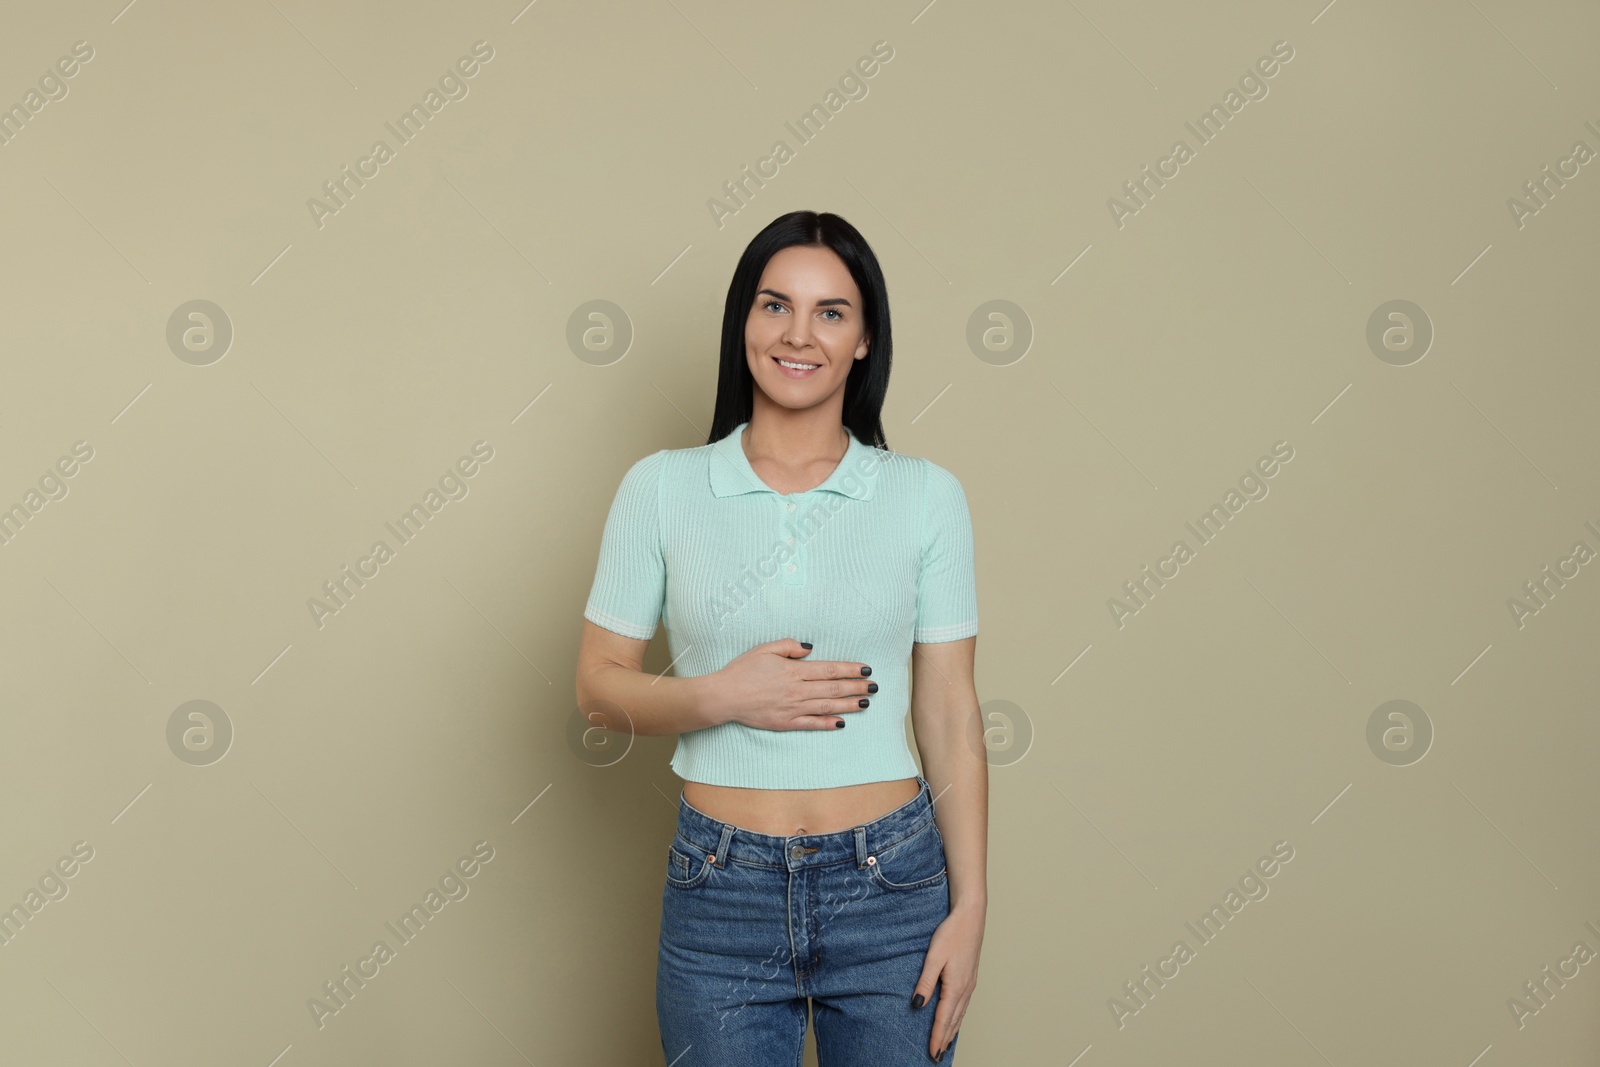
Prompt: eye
<box><xmin>763</xmin><ymin>300</ymin><xmax>787</xmax><ymax>314</ymax></box>
<box><xmin>821</xmin><ymin>308</ymin><xmax>842</xmax><ymax>321</ymax></box>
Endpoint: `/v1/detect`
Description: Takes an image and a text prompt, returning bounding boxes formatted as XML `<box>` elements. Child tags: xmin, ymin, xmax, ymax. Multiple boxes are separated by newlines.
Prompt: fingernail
<box><xmin>858</xmin><ymin>698</ymin><xmax>870</xmax><ymax>708</ymax></box>
<box><xmin>933</xmin><ymin>1050</ymin><xmax>944</xmax><ymax>1063</ymax></box>
<box><xmin>835</xmin><ymin>720</ymin><xmax>846</xmax><ymax>728</ymax></box>
<box><xmin>866</xmin><ymin>682</ymin><xmax>878</xmax><ymax>693</ymax></box>
<box><xmin>800</xmin><ymin>642</ymin><xmax>813</xmax><ymax>649</ymax></box>
<box><xmin>860</xmin><ymin>666</ymin><xmax>872</xmax><ymax>676</ymax></box>
<box><xmin>911</xmin><ymin>992</ymin><xmax>924</xmax><ymax>1009</ymax></box>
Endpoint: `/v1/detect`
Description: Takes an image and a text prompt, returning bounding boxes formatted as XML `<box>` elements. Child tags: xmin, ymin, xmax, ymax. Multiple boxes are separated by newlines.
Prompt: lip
<box><xmin>771</xmin><ymin>355</ymin><xmax>822</xmax><ymax>378</ymax></box>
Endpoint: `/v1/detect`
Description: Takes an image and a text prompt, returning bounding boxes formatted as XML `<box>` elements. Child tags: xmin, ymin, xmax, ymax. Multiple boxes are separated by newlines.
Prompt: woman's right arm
<box><xmin>575</xmin><ymin>618</ymin><xmax>724</xmax><ymax>736</ymax></box>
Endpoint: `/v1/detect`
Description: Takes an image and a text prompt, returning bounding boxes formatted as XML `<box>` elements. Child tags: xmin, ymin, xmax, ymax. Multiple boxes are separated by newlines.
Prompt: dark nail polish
<box><xmin>911</xmin><ymin>992</ymin><xmax>924</xmax><ymax>1009</ymax></box>
<box><xmin>800</xmin><ymin>642</ymin><xmax>813</xmax><ymax>649</ymax></box>
<box><xmin>835</xmin><ymin>719</ymin><xmax>846</xmax><ymax>728</ymax></box>
<box><xmin>866</xmin><ymin>682</ymin><xmax>878</xmax><ymax>693</ymax></box>
<box><xmin>934</xmin><ymin>1050</ymin><xmax>944</xmax><ymax>1062</ymax></box>
<box><xmin>860</xmin><ymin>666</ymin><xmax>872</xmax><ymax>677</ymax></box>
<box><xmin>859</xmin><ymin>698</ymin><xmax>870</xmax><ymax>708</ymax></box>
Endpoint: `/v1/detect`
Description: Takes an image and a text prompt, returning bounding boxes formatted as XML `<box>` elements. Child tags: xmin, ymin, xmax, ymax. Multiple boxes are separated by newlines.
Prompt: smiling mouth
<box><xmin>772</xmin><ymin>356</ymin><xmax>821</xmax><ymax>372</ymax></box>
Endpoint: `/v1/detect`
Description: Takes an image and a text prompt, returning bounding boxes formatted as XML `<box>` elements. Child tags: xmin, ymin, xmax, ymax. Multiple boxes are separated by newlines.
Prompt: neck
<box><xmin>741</xmin><ymin>409</ymin><xmax>850</xmax><ymax>466</ymax></box>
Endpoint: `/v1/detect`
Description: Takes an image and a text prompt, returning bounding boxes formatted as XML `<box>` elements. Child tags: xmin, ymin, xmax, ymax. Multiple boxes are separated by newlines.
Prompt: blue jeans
<box><xmin>657</xmin><ymin>775</ymin><xmax>958</xmax><ymax>1065</ymax></box>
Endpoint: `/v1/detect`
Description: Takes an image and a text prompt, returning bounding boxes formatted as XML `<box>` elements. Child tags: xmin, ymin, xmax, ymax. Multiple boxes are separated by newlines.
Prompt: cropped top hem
<box><xmin>670</xmin><ymin>737</ymin><xmax>922</xmax><ymax>790</ymax></box>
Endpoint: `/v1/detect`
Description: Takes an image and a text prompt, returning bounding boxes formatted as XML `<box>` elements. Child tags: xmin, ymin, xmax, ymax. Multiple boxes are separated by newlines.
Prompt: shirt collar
<box><xmin>709</xmin><ymin>420</ymin><xmax>876</xmax><ymax>500</ymax></box>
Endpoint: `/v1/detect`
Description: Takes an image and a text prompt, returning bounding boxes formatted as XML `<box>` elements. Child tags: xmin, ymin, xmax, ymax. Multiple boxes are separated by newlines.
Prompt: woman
<box><xmin>575</xmin><ymin>210</ymin><xmax>985</xmax><ymax>1064</ymax></box>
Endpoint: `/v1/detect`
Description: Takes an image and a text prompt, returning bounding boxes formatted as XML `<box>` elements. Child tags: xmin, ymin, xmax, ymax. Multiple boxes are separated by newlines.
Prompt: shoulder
<box><xmin>618</xmin><ymin>436</ymin><xmax>721</xmax><ymax>473</ymax></box>
<box><xmin>850</xmin><ymin>442</ymin><xmax>916</xmax><ymax>484</ymax></box>
<box><xmin>653</xmin><ymin>438</ymin><xmax>717</xmax><ymax>485</ymax></box>
<box><xmin>615</xmin><ymin>447</ymin><xmax>669</xmax><ymax>486</ymax></box>
<box><xmin>614</xmin><ymin>439</ymin><xmax>723</xmax><ymax>501</ymax></box>
<box><xmin>918</xmin><ymin>455</ymin><xmax>967</xmax><ymax>489</ymax></box>
<box><xmin>602</xmin><ymin>448</ymin><xmax>671</xmax><ymax>515</ymax></box>
<box><xmin>840</xmin><ymin>440</ymin><xmax>969</xmax><ymax>498</ymax></box>
<box><xmin>909</xmin><ymin>453</ymin><xmax>971</xmax><ymax>505</ymax></box>
<box><xmin>866</xmin><ymin>441</ymin><xmax>965</xmax><ymax>486</ymax></box>
<box><xmin>910</xmin><ymin>456</ymin><xmax>973</xmax><ymax>538</ymax></box>
<box><xmin>856</xmin><ymin>447</ymin><xmax>970</xmax><ymax>522</ymax></box>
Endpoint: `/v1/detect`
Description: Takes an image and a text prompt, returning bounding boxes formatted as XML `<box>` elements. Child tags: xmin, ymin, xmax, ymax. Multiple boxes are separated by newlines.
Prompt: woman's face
<box><xmin>744</xmin><ymin>244</ymin><xmax>869</xmax><ymax>412</ymax></box>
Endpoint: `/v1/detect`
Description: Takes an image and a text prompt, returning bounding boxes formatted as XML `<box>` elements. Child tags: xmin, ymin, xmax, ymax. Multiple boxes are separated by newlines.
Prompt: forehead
<box><xmin>757</xmin><ymin>245</ymin><xmax>860</xmax><ymax>302</ymax></box>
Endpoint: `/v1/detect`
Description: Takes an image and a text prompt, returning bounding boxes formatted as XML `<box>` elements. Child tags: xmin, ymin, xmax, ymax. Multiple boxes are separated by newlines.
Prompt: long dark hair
<box><xmin>705</xmin><ymin>211</ymin><xmax>893</xmax><ymax>451</ymax></box>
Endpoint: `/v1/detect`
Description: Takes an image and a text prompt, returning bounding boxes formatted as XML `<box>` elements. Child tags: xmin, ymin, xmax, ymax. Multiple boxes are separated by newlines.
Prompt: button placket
<box><xmin>779</xmin><ymin>494</ymin><xmax>806</xmax><ymax>586</ymax></box>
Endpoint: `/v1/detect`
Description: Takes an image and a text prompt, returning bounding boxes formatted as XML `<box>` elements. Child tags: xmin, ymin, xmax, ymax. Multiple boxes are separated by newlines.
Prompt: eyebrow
<box><xmin>757</xmin><ymin>288</ymin><xmax>853</xmax><ymax>308</ymax></box>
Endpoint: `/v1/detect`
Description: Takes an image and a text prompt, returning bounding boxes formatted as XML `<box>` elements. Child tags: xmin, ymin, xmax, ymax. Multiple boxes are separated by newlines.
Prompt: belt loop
<box><xmin>713</xmin><ymin>824</ymin><xmax>735</xmax><ymax>867</ymax></box>
<box><xmin>854</xmin><ymin>826</ymin><xmax>868</xmax><ymax>868</ymax></box>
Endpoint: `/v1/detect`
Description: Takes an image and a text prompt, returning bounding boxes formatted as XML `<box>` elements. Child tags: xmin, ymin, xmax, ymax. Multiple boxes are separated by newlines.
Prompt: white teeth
<box><xmin>777</xmin><ymin>358</ymin><xmax>820</xmax><ymax>370</ymax></box>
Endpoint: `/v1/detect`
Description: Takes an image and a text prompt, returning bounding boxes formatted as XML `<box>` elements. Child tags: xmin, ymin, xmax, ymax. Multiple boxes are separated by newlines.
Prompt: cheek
<box><xmin>746</xmin><ymin>315</ymin><xmax>783</xmax><ymax>341</ymax></box>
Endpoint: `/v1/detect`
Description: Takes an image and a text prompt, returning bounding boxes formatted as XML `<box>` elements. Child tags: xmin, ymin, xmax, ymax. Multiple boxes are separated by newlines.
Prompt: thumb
<box><xmin>780</xmin><ymin>639</ymin><xmax>814</xmax><ymax>658</ymax></box>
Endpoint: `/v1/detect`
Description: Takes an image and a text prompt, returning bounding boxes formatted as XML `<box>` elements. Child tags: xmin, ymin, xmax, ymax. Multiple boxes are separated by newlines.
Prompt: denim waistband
<box><xmin>673</xmin><ymin>776</ymin><xmax>937</xmax><ymax>871</ymax></box>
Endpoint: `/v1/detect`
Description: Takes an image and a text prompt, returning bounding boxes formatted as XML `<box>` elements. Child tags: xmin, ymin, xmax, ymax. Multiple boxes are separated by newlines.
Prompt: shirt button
<box><xmin>786</xmin><ymin>536</ymin><xmax>795</xmax><ymax>546</ymax></box>
<box><xmin>786</xmin><ymin>563</ymin><xmax>797</xmax><ymax>573</ymax></box>
<box><xmin>787</xmin><ymin>502</ymin><xmax>796</xmax><ymax>512</ymax></box>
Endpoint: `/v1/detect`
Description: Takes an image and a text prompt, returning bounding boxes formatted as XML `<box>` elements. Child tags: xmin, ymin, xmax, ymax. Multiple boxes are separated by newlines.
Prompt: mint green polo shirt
<box><xmin>583</xmin><ymin>420</ymin><xmax>979</xmax><ymax>789</ymax></box>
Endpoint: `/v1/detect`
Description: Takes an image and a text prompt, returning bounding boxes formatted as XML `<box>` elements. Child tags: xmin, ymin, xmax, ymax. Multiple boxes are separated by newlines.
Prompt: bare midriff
<box><xmin>682</xmin><ymin>777</ymin><xmax>921</xmax><ymax>836</ymax></box>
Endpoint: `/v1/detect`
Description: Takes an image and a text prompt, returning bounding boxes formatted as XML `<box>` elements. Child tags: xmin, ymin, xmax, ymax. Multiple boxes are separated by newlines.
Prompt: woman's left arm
<box><xmin>909</xmin><ymin>634</ymin><xmax>986</xmax><ymax>1061</ymax></box>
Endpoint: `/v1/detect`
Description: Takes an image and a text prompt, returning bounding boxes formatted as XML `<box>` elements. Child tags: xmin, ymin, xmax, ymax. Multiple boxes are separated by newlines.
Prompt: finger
<box><xmin>798</xmin><ymin>695</ymin><xmax>870</xmax><ymax>723</ymax></box>
<box><xmin>841</xmin><ymin>694</ymin><xmax>872</xmax><ymax>715</ymax></box>
<box><xmin>934</xmin><ymin>1017</ymin><xmax>960</xmax><ymax>1055</ymax></box>
<box><xmin>781</xmin><ymin>704</ymin><xmax>864</xmax><ymax>731</ymax></box>
<box><xmin>796</xmin><ymin>676</ymin><xmax>873</xmax><ymax>713</ymax></box>
<box><xmin>788</xmin><ymin>712</ymin><xmax>850</xmax><ymax>730</ymax></box>
<box><xmin>928</xmin><ymin>999</ymin><xmax>954</xmax><ymax>1060</ymax></box>
<box><xmin>810</xmin><ymin>673</ymin><xmax>879</xmax><ymax>699</ymax></box>
<box><xmin>796</xmin><ymin>659</ymin><xmax>873</xmax><ymax>681</ymax></box>
<box><xmin>910</xmin><ymin>963</ymin><xmax>938</xmax><ymax>1020</ymax></box>
<box><xmin>932</xmin><ymin>985</ymin><xmax>966</xmax><ymax>1058</ymax></box>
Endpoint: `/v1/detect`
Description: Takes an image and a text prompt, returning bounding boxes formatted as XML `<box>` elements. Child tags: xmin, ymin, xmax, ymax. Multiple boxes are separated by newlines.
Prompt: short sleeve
<box><xmin>583</xmin><ymin>450</ymin><xmax>667</xmax><ymax>640</ymax></box>
<box><xmin>914</xmin><ymin>459</ymin><xmax>979</xmax><ymax>643</ymax></box>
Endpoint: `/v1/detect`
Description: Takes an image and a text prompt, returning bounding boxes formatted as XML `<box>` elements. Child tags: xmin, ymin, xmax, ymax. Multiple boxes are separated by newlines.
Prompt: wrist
<box><xmin>949</xmin><ymin>892</ymin><xmax>987</xmax><ymax>915</ymax></box>
<box><xmin>687</xmin><ymin>673</ymin><xmax>733</xmax><ymax>730</ymax></box>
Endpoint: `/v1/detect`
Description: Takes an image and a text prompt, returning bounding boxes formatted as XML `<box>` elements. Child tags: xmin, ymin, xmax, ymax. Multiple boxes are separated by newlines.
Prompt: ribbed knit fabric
<box><xmin>583</xmin><ymin>420</ymin><xmax>979</xmax><ymax>789</ymax></box>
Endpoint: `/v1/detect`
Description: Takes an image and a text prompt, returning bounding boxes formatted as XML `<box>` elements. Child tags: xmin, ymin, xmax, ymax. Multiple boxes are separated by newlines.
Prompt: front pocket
<box><xmin>665</xmin><ymin>843</ymin><xmax>714</xmax><ymax>889</ymax></box>
<box><xmin>866</xmin><ymin>820</ymin><xmax>947</xmax><ymax>891</ymax></box>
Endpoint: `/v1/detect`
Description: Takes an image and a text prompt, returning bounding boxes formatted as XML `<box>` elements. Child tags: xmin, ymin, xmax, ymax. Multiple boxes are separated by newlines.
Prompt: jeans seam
<box><xmin>869</xmin><ymin>813</ymin><xmax>937</xmax><ymax>854</ymax></box>
<box><xmin>665</xmin><ymin>847</ymin><xmax>714</xmax><ymax>889</ymax></box>
<box><xmin>866</xmin><ymin>819</ymin><xmax>947</xmax><ymax>891</ymax></box>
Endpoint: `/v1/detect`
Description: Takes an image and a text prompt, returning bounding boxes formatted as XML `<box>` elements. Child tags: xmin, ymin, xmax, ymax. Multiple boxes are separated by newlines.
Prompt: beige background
<box><xmin>1</xmin><ymin>1</ymin><xmax>1597</xmax><ymax>1063</ymax></box>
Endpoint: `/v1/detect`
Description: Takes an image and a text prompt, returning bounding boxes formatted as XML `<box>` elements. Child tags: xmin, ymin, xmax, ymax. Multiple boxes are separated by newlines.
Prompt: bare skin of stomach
<box><xmin>682</xmin><ymin>777</ymin><xmax>921</xmax><ymax>837</ymax></box>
